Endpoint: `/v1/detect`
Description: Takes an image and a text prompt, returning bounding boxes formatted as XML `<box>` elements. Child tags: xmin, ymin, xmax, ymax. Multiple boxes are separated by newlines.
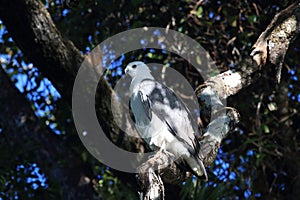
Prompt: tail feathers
<box><xmin>191</xmin><ymin>158</ymin><xmax>208</xmax><ymax>181</ymax></box>
<box><xmin>183</xmin><ymin>154</ymin><xmax>208</xmax><ymax>181</ymax></box>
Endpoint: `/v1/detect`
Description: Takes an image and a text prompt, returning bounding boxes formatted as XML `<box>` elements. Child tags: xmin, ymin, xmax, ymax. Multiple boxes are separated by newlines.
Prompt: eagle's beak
<box><xmin>124</xmin><ymin>67</ymin><xmax>129</xmax><ymax>75</ymax></box>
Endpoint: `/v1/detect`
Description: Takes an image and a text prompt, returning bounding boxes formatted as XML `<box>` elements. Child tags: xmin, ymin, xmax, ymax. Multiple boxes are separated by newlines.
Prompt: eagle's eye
<box><xmin>132</xmin><ymin>64</ymin><xmax>137</xmax><ymax>69</ymax></box>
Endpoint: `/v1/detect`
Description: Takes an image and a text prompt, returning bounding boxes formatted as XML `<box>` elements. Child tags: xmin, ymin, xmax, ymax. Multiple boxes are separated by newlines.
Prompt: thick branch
<box><xmin>251</xmin><ymin>0</ymin><xmax>300</xmax><ymax>82</ymax></box>
<box><xmin>0</xmin><ymin>0</ymin><xmax>82</xmax><ymax>100</ymax></box>
<box><xmin>0</xmin><ymin>0</ymin><xmax>140</xmax><ymax>194</ymax></box>
<box><xmin>193</xmin><ymin>0</ymin><xmax>300</xmax><ymax>174</ymax></box>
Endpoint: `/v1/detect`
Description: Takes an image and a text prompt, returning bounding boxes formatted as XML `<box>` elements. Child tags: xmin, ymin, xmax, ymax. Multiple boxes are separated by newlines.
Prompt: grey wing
<box><xmin>137</xmin><ymin>79</ymin><xmax>201</xmax><ymax>152</ymax></box>
<box><xmin>133</xmin><ymin>79</ymin><xmax>207</xmax><ymax>180</ymax></box>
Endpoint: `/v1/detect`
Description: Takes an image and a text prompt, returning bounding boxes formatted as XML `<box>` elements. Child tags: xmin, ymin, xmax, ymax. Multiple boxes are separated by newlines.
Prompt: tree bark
<box><xmin>0</xmin><ymin>0</ymin><xmax>82</xmax><ymax>100</ymax></box>
<box><xmin>0</xmin><ymin>0</ymin><xmax>141</xmax><ymax>155</ymax></box>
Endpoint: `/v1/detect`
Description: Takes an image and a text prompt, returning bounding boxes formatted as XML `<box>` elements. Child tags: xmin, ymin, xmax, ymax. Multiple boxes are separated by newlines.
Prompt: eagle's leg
<box><xmin>148</xmin><ymin>150</ymin><xmax>174</xmax><ymax>169</ymax></box>
<box><xmin>138</xmin><ymin>139</ymin><xmax>176</xmax><ymax>174</ymax></box>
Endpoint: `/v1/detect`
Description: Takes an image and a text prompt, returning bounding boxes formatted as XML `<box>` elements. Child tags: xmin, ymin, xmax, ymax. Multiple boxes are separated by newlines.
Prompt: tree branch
<box><xmin>136</xmin><ymin>2</ymin><xmax>300</xmax><ymax>199</ymax></box>
<box><xmin>251</xmin><ymin>0</ymin><xmax>300</xmax><ymax>82</ymax></box>
<box><xmin>0</xmin><ymin>0</ymin><xmax>82</xmax><ymax>100</ymax></box>
<box><xmin>0</xmin><ymin>0</ymin><xmax>140</xmax><ymax>195</ymax></box>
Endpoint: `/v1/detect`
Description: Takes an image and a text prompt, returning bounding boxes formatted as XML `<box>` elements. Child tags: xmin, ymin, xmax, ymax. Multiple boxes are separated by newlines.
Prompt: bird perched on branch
<box><xmin>125</xmin><ymin>61</ymin><xmax>207</xmax><ymax>180</ymax></box>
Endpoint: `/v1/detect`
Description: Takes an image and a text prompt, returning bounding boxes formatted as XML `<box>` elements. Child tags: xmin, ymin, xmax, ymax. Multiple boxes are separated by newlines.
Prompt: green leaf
<box><xmin>262</xmin><ymin>124</ymin><xmax>270</xmax><ymax>134</ymax></box>
<box><xmin>196</xmin><ymin>6</ymin><xmax>203</xmax><ymax>18</ymax></box>
<box><xmin>248</xmin><ymin>15</ymin><xmax>257</xmax><ymax>23</ymax></box>
<box><xmin>147</xmin><ymin>52</ymin><xmax>153</xmax><ymax>58</ymax></box>
<box><xmin>196</xmin><ymin>55</ymin><xmax>202</xmax><ymax>65</ymax></box>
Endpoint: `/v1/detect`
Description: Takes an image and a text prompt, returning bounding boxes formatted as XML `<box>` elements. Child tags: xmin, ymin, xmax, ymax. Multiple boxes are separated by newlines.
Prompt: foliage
<box><xmin>0</xmin><ymin>0</ymin><xmax>299</xmax><ymax>199</ymax></box>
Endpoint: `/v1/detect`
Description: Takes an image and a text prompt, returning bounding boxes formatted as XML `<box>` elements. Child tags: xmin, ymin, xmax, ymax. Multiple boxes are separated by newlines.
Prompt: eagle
<box><xmin>125</xmin><ymin>61</ymin><xmax>207</xmax><ymax>180</ymax></box>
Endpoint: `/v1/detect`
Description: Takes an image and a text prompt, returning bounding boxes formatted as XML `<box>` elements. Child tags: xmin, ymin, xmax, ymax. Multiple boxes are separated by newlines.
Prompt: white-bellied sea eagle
<box><xmin>125</xmin><ymin>61</ymin><xmax>207</xmax><ymax>180</ymax></box>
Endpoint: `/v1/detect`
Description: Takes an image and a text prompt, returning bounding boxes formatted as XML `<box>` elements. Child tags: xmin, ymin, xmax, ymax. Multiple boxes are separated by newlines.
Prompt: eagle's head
<box><xmin>124</xmin><ymin>61</ymin><xmax>151</xmax><ymax>78</ymax></box>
